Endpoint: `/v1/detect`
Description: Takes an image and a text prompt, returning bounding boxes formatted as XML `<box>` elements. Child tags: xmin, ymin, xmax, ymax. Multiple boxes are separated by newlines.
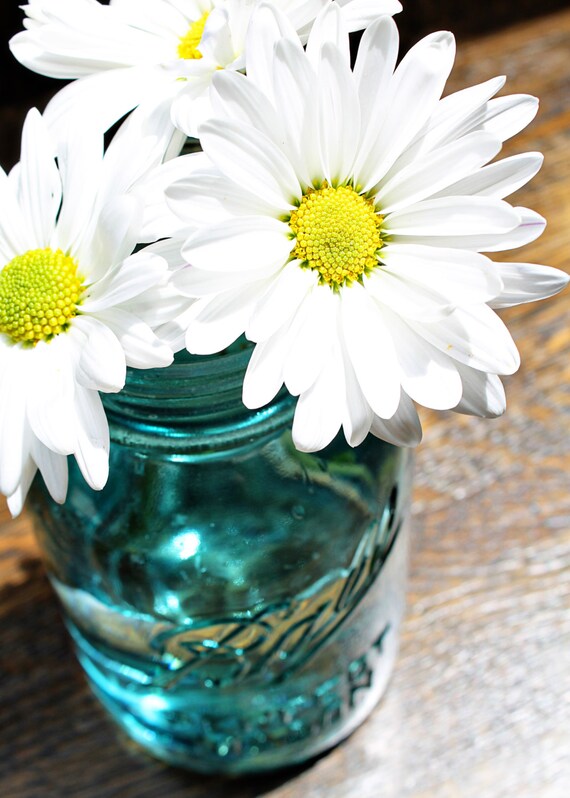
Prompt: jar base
<box><xmin>83</xmin><ymin>637</ymin><xmax>399</xmax><ymax>775</ymax></box>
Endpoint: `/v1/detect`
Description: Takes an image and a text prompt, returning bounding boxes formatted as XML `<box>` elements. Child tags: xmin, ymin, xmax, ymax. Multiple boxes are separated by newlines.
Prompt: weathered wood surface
<box><xmin>1</xmin><ymin>9</ymin><xmax>570</xmax><ymax>797</ymax></box>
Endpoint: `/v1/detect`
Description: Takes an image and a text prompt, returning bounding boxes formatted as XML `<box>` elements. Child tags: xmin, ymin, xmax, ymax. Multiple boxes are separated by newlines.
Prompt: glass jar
<box><xmin>28</xmin><ymin>344</ymin><xmax>413</xmax><ymax>774</ymax></box>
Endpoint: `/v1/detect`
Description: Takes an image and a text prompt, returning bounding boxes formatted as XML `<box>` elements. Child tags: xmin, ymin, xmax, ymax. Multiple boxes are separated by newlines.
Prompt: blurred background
<box><xmin>2</xmin><ymin>0</ymin><xmax>570</xmax><ymax>169</ymax></box>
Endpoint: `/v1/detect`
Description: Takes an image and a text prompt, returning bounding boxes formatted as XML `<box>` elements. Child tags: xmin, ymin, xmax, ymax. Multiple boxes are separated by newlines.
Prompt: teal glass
<box><xmin>29</xmin><ymin>345</ymin><xmax>413</xmax><ymax>774</ymax></box>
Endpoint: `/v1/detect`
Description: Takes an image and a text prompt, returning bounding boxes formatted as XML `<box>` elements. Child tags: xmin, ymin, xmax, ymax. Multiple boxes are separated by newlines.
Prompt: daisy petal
<box><xmin>408</xmin><ymin>304</ymin><xmax>520</xmax><ymax>375</ymax></box>
<box><xmin>198</xmin><ymin>119</ymin><xmax>301</xmax><ymax>210</ymax></box>
<box><xmin>242</xmin><ymin>334</ymin><xmax>288</xmax><ymax>410</ymax></box>
<box><xmin>73</xmin><ymin>316</ymin><xmax>127</xmax><ymax>393</ymax></box>
<box><xmin>170</xmin><ymin>75</ymin><xmax>218</xmax><ymax>140</ymax></box>
<box><xmin>366</xmin><ymin>269</ymin><xmax>452</xmax><ymax>321</ymax></box>
<box><xmin>44</xmin><ymin>66</ymin><xmax>169</xmax><ymax>138</ymax></box>
<box><xmin>353</xmin><ymin>17</ymin><xmax>399</xmax><ymax>132</ymax></box>
<box><xmin>416</xmin><ymin>207</ymin><xmax>545</xmax><ymax>252</ymax></box>
<box><xmin>199</xmin><ymin>6</ymin><xmax>236</xmax><ymax>69</ymax></box>
<box><xmin>381</xmin><ymin>244</ymin><xmax>503</xmax><ymax>306</ymax></box>
<box><xmin>490</xmin><ymin>263</ymin><xmax>569</xmax><ymax>308</ymax></box>
<box><xmin>477</xmin><ymin>94</ymin><xmax>539</xmax><ymax>142</ymax></box>
<box><xmin>186</xmin><ymin>281</ymin><xmax>270</xmax><ymax>354</ymax></box>
<box><xmin>200</xmin><ymin>119</ymin><xmax>301</xmax><ymax>211</ymax></box>
<box><xmin>110</xmin><ymin>0</ymin><xmax>189</xmax><ymax>38</ymax></box>
<box><xmin>370</xmin><ymin>391</ymin><xmax>422</xmax><ymax>447</ymax></box>
<box><xmin>7</xmin><ymin>456</ymin><xmax>38</xmax><ymax>518</ymax></box>
<box><xmin>247</xmin><ymin>261</ymin><xmax>316</xmax><ymax>342</ymax></box>
<box><xmin>0</xmin><ymin>169</ymin><xmax>32</xmax><ymax>260</ymax></box>
<box><xmin>433</xmin><ymin>152</ymin><xmax>543</xmax><ymax>200</ymax></box>
<box><xmin>174</xmin><ymin>265</ymin><xmax>260</xmax><ymax>298</ymax></box>
<box><xmin>167</xmin><ymin>170</ymin><xmax>275</xmax><ymax>227</ymax></box>
<box><xmin>382</xmin><ymin>308</ymin><xmax>463</xmax><ymax>410</ymax></box>
<box><xmin>210</xmin><ymin>70</ymin><xmax>282</xmax><ymax>148</ymax></box>
<box><xmin>283</xmin><ymin>285</ymin><xmax>337</xmax><ymax>395</ymax></box>
<box><xmin>356</xmin><ymin>31</ymin><xmax>456</xmax><ymax>191</ymax></box>
<box><xmin>10</xmin><ymin>0</ymin><xmax>169</xmax><ymax>76</ymax></box>
<box><xmin>74</xmin><ymin>386</ymin><xmax>110</xmax><ymax>491</ymax></box>
<box><xmin>377</xmin><ymin>131</ymin><xmax>501</xmax><ymax>213</ymax></box>
<box><xmin>245</xmin><ymin>2</ymin><xmax>300</xmax><ymax>100</ymax></box>
<box><xmin>273</xmin><ymin>38</ymin><xmax>320</xmax><ymax>184</ymax></box>
<box><xmin>306</xmin><ymin>2</ymin><xmax>350</xmax><ymax>68</ymax></box>
<box><xmin>82</xmin><ymin>250</ymin><xmax>168</xmax><ymax>313</ymax></box>
<box><xmin>18</xmin><ymin>108</ymin><xmax>62</xmax><ymax>248</ymax></box>
<box><xmin>342</xmin><ymin>347</ymin><xmax>374</xmax><ymax>447</ymax></box>
<box><xmin>132</xmin><ymin>234</ymin><xmax>186</xmax><ymax>271</ymax></box>
<box><xmin>387</xmin><ymin>197</ymin><xmax>520</xmax><ymax>237</ymax></box>
<box><xmin>182</xmin><ymin>217</ymin><xmax>293</xmax><ymax>273</ymax></box>
<box><xmin>89</xmin><ymin>194</ymin><xmax>143</xmax><ymax>277</ymax></box>
<box><xmin>283</xmin><ymin>0</ymin><xmax>328</xmax><ymax>34</ymax></box>
<box><xmin>0</xmin><ymin>357</ymin><xmax>29</xmax><ymax>497</ymax></box>
<box><xmin>98</xmin><ymin>94</ymin><xmax>180</xmax><ymax>205</ymax></box>
<box><xmin>318</xmin><ymin>42</ymin><xmax>360</xmax><ymax>185</ymax></box>
<box><xmin>26</xmin><ymin>339</ymin><xmax>77</xmax><ymax>455</ymax></box>
<box><xmin>341</xmin><ymin>283</ymin><xmax>401</xmax><ymax>419</ymax></box>
<box><xmin>136</xmin><ymin>152</ymin><xmax>212</xmax><ymax>242</ymax></box>
<box><xmin>154</xmin><ymin>303</ymin><xmax>198</xmax><ymax>354</ymax></box>
<box><xmin>54</xmin><ymin>119</ymin><xmax>103</xmax><ymax>261</ymax></box>
<box><xmin>292</xmin><ymin>342</ymin><xmax>345</xmax><ymax>452</ymax></box>
<box><xmin>337</xmin><ymin>0</ymin><xmax>402</xmax><ymax>32</ymax></box>
<box><xmin>454</xmin><ymin>364</ymin><xmax>506</xmax><ymax>418</ymax></box>
<box><xmin>392</xmin><ymin>76</ymin><xmax>506</xmax><ymax>170</ymax></box>
<box><xmin>32</xmin><ymin>441</ymin><xmax>69</xmax><ymax>504</ymax></box>
<box><xmin>95</xmin><ymin>307</ymin><xmax>174</xmax><ymax>369</ymax></box>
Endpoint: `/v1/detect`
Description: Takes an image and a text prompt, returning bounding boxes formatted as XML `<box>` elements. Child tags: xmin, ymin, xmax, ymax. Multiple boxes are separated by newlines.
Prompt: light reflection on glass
<box><xmin>172</xmin><ymin>530</ymin><xmax>201</xmax><ymax>560</ymax></box>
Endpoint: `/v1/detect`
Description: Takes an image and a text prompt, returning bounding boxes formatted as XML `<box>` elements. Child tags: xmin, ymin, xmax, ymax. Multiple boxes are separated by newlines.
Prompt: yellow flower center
<box><xmin>289</xmin><ymin>183</ymin><xmax>384</xmax><ymax>289</ymax></box>
<box><xmin>177</xmin><ymin>12</ymin><xmax>209</xmax><ymax>60</ymax></box>
<box><xmin>0</xmin><ymin>248</ymin><xmax>85</xmax><ymax>346</ymax></box>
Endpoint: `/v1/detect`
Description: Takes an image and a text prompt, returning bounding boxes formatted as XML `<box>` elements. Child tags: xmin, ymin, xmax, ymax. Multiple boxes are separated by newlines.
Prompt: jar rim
<box><xmin>122</xmin><ymin>339</ymin><xmax>254</xmax><ymax>398</ymax></box>
<box><xmin>103</xmin><ymin>338</ymin><xmax>295</xmax><ymax>451</ymax></box>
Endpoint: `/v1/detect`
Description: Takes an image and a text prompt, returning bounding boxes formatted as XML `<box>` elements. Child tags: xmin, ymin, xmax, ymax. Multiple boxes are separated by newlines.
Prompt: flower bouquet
<box><xmin>2</xmin><ymin>0</ymin><xmax>567</xmax><ymax>774</ymax></box>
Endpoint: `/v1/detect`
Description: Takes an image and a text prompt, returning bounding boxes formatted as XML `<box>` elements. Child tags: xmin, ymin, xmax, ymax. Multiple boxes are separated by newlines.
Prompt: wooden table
<box><xmin>1</xmin><ymin>9</ymin><xmax>569</xmax><ymax>797</ymax></box>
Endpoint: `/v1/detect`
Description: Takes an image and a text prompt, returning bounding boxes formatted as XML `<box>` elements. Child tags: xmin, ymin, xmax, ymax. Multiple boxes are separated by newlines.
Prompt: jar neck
<box><xmin>103</xmin><ymin>342</ymin><xmax>295</xmax><ymax>454</ymax></box>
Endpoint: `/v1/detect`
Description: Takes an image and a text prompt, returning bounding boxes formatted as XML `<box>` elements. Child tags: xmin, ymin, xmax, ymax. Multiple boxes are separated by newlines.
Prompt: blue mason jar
<box><xmin>28</xmin><ymin>344</ymin><xmax>413</xmax><ymax>774</ymax></box>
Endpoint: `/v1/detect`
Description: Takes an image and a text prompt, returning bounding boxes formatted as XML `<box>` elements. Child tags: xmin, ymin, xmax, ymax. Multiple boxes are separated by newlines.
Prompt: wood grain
<box><xmin>1</xmin><ymin>9</ymin><xmax>570</xmax><ymax>797</ymax></box>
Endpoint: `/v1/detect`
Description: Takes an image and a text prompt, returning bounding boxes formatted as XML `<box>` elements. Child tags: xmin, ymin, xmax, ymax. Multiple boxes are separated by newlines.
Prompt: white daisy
<box><xmin>9</xmin><ymin>0</ymin><xmax>402</xmax><ymax>138</ymax></box>
<box><xmin>166</xmin><ymin>4</ymin><xmax>568</xmax><ymax>453</ymax></box>
<box><xmin>0</xmin><ymin>105</ymin><xmax>181</xmax><ymax>516</ymax></box>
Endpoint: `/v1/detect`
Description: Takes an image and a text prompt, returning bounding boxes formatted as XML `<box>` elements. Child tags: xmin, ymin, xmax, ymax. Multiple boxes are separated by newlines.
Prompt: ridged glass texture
<box><xmin>29</xmin><ymin>344</ymin><xmax>413</xmax><ymax>774</ymax></box>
